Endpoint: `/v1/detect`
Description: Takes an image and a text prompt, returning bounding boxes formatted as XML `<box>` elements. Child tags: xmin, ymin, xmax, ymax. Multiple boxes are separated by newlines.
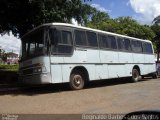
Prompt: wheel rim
<box><xmin>73</xmin><ymin>75</ymin><xmax>82</xmax><ymax>87</ymax></box>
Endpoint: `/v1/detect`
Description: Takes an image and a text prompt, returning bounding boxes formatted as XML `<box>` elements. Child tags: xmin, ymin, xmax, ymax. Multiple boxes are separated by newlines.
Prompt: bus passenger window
<box><xmin>75</xmin><ymin>30</ymin><xmax>87</xmax><ymax>46</ymax></box>
<box><xmin>86</xmin><ymin>32</ymin><xmax>98</xmax><ymax>48</ymax></box>
<box><xmin>124</xmin><ymin>39</ymin><xmax>131</xmax><ymax>51</ymax></box>
<box><xmin>51</xmin><ymin>30</ymin><xmax>73</xmax><ymax>54</ymax></box>
<box><xmin>61</xmin><ymin>31</ymin><xmax>72</xmax><ymax>45</ymax></box>
<box><xmin>108</xmin><ymin>36</ymin><xmax>117</xmax><ymax>49</ymax></box>
<box><xmin>131</xmin><ymin>40</ymin><xmax>142</xmax><ymax>53</ymax></box>
<box><xmin>143</xmin><ymin>42</ymin><xmax>153</xmax><ymax>54</ymax></box>
<box><xmin>99</xmin><ymin>35</ymin><xmax>109</xmax><ymax>49</ymax></box>
<box><xmin>117</xmin><ymin>37</ymin><xmax>124</xmax><ymax>50</ymax></box>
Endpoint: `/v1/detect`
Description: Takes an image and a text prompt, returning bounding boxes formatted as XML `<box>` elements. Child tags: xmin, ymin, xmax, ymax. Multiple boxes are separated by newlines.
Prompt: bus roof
<box><xmin>21</xmin><ymin>22</ymin><xmax>152</xmax><ymax>43</ymax></box>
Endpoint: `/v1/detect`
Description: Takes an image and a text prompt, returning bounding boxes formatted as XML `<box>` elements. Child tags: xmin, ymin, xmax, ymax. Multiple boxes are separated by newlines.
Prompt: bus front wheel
<box><xmin>132</xmin><ymin>69</ymin><xmax>140</xmax><ymax>82</ymax></box>
<box><xmin>70</xmin><ymin>70</ymin><xmax>85</xmax><ymax>90</ymax></box>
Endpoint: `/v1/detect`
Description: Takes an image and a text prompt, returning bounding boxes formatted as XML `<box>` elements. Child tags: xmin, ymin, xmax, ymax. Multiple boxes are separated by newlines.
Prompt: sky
<box><xmin>88</xmin><ymin>0</ymin><xmax>160</xmax><ymax>24</ymax></box>
<box><xmin>0</xmin><ymin>0</ymin><xmax>160</xmax><ymax>55</ymax></box>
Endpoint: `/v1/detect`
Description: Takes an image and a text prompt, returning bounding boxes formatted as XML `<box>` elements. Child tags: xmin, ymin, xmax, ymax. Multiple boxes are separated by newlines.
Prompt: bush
<box><xmin>0</xmin><ymin>64</ymin><xmax>19</xmax><ymax>71</ymax></box>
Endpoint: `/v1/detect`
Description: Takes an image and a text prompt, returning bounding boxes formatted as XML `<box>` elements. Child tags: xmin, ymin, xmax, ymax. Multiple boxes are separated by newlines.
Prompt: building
<box><xmin>6</xmin><ymin>52</ymin><xmax>19</xmax><ymax>64</ymax></box>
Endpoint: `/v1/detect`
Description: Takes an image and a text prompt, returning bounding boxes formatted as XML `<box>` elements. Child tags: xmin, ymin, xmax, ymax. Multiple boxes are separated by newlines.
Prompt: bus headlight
<box><xmin>37</xmin><ymin>68</ymin><xmax>42</xmax><ymax>72</ymax></box>
<box><xmin>33</xmin><ymin>68</ymin><xmax>38</xmax><ymax>73</ymax></box>
<box><xmin>33</xmin><ymin>67</ymin><xmax>46</xmax><ymax>73</ymax></box>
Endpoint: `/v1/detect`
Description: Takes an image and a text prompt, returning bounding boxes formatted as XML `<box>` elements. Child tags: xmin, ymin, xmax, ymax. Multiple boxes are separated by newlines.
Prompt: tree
<box><xmin>78</xmin><ymin>4</ymin><xmax>95</xmax><ymax>26</ymax></box>
<box><xmin>152</xmin><ymin>15</ymin><xmax>160</xmax><ymax>61</ymax></box>
<box><xmin>0</xmin><ymin>49</ymin><xmax>7</xmax><ymax>62</ymax></box>
<box><xmin>114</xmin><ymin>17</ymin><xmax>155</xmax><ymax>40</ymax></box>
<box><xmin>153</xmin><ymin>15</ymin><xmax>160</xmax><ymax>25</ymax></box>
<box><xmin>0</xmin><ymin>0</ymin><xmax>93</xmax><ymax>37</ymax></box>
<box><xmin>86</xmin><ymin>9</ymin><xmax>110</xmax><ymax>29</ymax></box>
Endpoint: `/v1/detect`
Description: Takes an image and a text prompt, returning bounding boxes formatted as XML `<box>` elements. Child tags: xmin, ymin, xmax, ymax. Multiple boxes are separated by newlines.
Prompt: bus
<box><xmin>19</xmin><ymin>23</ymin><xmax>157</xmax><ymax>90</ymax></box>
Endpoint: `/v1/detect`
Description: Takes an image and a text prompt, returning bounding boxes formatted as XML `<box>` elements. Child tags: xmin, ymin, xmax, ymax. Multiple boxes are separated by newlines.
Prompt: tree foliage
<box><xmin>151</xmin><ymin>15</ymin><xmax>160</xmax><ymax>61</ymax></box>
<box><xmin>153</xmin><ymin>15</ymin><xmax>160</xmax><ymax>25</ymax></box>
<box><xmin>0</xmin><ymin>0</ymin><xmax>92</xmax><ymax>37</ymax></box>
<box><xmin>0</xmin><ymin>49</ymin><xmax>7</xmax><ymax>62</ymax></box>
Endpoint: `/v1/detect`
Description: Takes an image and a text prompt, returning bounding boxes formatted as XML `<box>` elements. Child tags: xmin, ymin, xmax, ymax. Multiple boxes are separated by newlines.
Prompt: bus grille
<box><xmin>22</xmin><ymin>68</ymin><xmax>33</xmax><ymax>75</ymax></box>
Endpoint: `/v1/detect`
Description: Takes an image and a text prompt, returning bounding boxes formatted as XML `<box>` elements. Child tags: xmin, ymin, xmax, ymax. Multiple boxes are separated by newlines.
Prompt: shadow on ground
<box><xmin>0</xmin><ymin>71</ymin><xmax>18</xmax><ymax>84</ymax></box>
<box><xmin>0</xmin><ymin>77</ymin><xmax>154</xmax><ymax>96</ymax></box>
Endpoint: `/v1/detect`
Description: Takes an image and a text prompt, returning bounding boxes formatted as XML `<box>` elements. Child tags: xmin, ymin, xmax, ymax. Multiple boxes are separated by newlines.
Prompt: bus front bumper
<box><xmin>19</xmin><ymin>73</ymin><xmax>52</xmax><ymax>85</ymax></box>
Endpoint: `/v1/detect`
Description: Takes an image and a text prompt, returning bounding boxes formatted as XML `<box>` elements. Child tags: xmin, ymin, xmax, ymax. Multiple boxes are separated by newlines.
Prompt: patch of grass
<box><xmin>0</xmin><ymin>64</ymin><xmax>19</xmax><ymax>71</ymax></box>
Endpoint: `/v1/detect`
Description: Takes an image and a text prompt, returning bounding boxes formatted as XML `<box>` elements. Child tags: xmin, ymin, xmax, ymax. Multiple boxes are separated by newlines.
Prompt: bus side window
<box><xmin>52</xmin><ymin>30</ymin><xmax>73</xmax><ymax>54</ymax></box>
<box><xmin>131</xmin><ymin>40</ymin><xmax>143</xmax><ymax>53</ymax></box>
<box><xmin>117</xmin><ymin>37</ymin><xmax>124</xmax><ymax>50</ymax></box>
<box><xmin>143</xmin><ymin>42</ymin><xmax>153</xmax><ymax>54</ymax></box>
<box><xmin>75</xmin><ymin>30</ymin><xmax>87</xmax><ymax>46</ymax></box>
<box><xmin>124</xmin><ymin>39</ymin><xmax>131</xmax><ymax>51</ymax></box>
<box><xmin>99</xmin><ymin>34</ymin><xmax>109</xmax><ymax>49</ymax></box>
<box><xmin>108</xmin><ymin>36</ymin><xmax>117</xmax><ymax>49</ymax></box>
<box><xmin>86</xmin><ymin>31</ymin><xmax>98</xmax><ymax>48</ymax></box>
<box><xmin>51</xmin><ymin>30</ymin><xmax>61</xmax><ymax>54</ymax></box>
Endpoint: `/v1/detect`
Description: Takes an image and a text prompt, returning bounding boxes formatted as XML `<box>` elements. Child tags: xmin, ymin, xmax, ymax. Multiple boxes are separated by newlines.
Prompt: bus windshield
<box><xmin>20</xmin><ymin>28</ymin><xmax>47</xmax><ymax>60</ymax></box>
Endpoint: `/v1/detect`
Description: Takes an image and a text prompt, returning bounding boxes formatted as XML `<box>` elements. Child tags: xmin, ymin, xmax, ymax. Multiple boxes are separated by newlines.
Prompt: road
<box><xmin>0</xmin><ymin>78</ymin><xmax>160</xmax><ymax>114</ymax></box>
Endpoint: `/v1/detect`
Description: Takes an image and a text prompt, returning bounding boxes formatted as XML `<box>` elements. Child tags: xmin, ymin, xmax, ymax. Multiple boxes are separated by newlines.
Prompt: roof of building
<box><xmin>7</xmin><ymin>52</ymin><xmax>18</xmax><ymax>57</ymax></box>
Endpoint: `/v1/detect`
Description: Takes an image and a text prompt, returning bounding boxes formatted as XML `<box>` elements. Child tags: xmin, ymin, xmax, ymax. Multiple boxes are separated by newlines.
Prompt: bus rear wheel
<box><xmin>152</xmin><ymin>72</ymin><xmax>158</xmax><ymax>79</ymax></box>
<box><xmin>70</xmin><ymin>70</ymin><xmax>85</xmax><ymax>90</ymax></box>
<box><xmin>132</xmin><ymin>69</ymin><xmax>140</xmax><ymax>82</ymax></box>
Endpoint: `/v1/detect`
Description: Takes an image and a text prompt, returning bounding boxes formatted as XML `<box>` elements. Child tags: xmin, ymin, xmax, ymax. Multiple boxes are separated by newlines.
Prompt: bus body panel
<box><xmin>63</xmin><ymin>49</ymin><xmax>87</xmax><ymax>63</ymax></box>
<box><xmin>132</xmin><ymin>53</ymin><xmax>145</xmax><ymax>63</ymax></box>
<box><xmin>95</xmin><ymin>64</ymin><xmax>108</xmax><ymax>80</ymax></box>
<box><xmin>125</xmin><ymin>64</ymin><xmax>133</xmax><ymax>76</ymax></box>
<box><xmin>107</xmin><ymin>65</ymin><xmax>126</xmax><ymax>78</ymax></box>
<box><xmin>143</xmin><ymin>64</ymin><xmax>156</xmax><ymax>75</ymax></box>
<box><xmin>100</xmin><ymin>50</ymin><xmax>119</xmax><ymax>63</ymax></box>
<box><xmin>63</xmin><ymin>49</ymin><xmax>100</xmax><ymax>63</ymax></box>
<box><xmin>118</xmin><ymin>52</ymin><xmax>133</xmax><ymax>63</ymax></box>
<box><xmin>19</xmin><ymin>56</ymin><xmax>52</xmax><ymax>84</ymax></box>
<box><xmin>50</xmin><ymin>64</ymin><xmax>63</xmax><ymax>83</ymax></box>
<box><xmin>144</xmin><ymin>54</ymin><xmax>155</xmax><ymax>63</ymax></box>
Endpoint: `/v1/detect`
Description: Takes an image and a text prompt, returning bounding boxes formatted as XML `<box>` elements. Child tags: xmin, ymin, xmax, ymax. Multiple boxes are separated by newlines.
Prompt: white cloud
<box><xmin>91</xmin><ymin>4</ymin><xmax>111</xmax><ymax>13</ymax></box>
<box><xmin>129</xmin><ymin>0</ymin><xmax>160</xmax><ymax>24</ymax></box>
<box><xmin>0</xmin><ymin>32</ymin><xmax>21</xmax><ymax>55</ymax></box>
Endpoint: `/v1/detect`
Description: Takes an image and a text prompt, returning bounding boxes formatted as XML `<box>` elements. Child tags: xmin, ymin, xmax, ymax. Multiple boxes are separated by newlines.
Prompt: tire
<box><xmin>69</xmin><ymin>70</ymin><xmax>85</xmax><ymax>90</ymax></box>
<box><xmin>132</xmin><ymin>69</ymin><xmax>140</xmax><ymax>82</ymax></box>
<box><xmin>152</xmin><ymin>72</ymin><xmax>158</xmax><ymax>79</ymax></box>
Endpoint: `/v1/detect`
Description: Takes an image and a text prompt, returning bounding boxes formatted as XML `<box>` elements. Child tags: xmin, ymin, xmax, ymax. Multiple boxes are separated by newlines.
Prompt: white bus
<box><xmin>19</xmin><ymin>23</ymin><xmax>157</xmax><ymax>90</ymax></box>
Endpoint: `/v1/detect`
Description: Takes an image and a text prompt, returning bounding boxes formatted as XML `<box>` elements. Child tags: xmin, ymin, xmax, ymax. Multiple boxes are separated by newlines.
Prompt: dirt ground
<box><xmin>0</xmin><ymin>78</ymin><xmax>160</xmax><ymax>114</ymax></box>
